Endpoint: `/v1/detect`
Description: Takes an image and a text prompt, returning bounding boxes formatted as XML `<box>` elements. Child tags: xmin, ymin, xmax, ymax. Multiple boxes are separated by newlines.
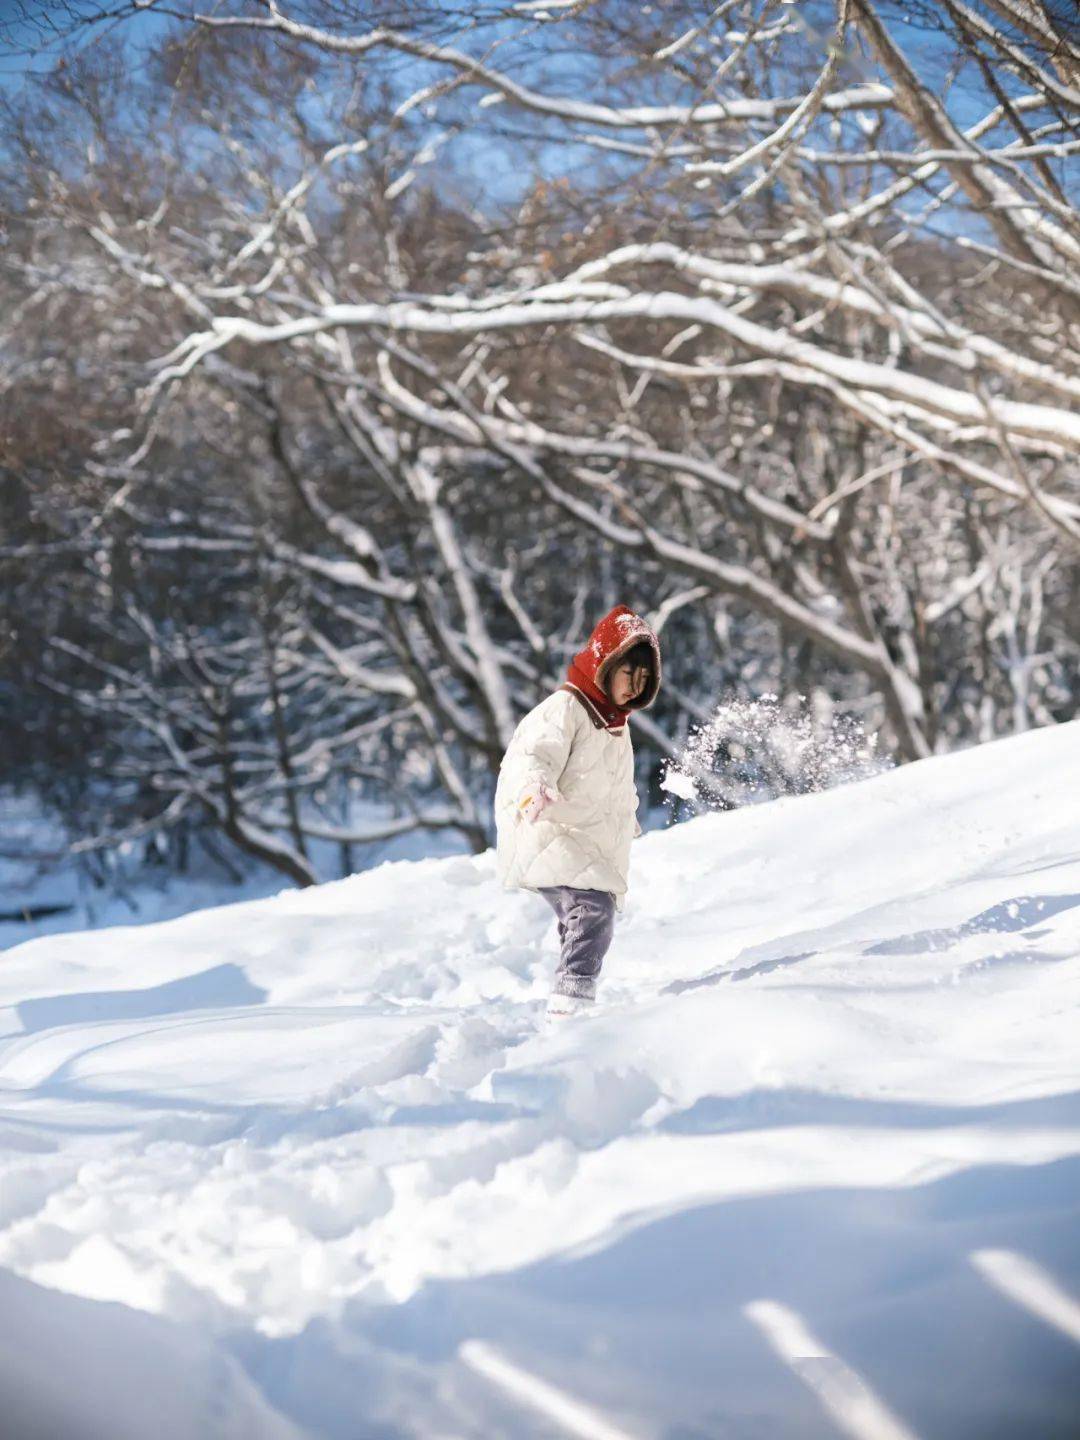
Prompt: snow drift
<box><xmin>1</xmin><ymin>721</ymin><xmax>1079</xmax><ymax>1439</ymax></box>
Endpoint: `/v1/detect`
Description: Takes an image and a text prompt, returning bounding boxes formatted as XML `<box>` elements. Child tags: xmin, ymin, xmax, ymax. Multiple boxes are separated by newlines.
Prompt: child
<box><xmin>494</xmin><ymin>604</ymin><xmax>662</xmax><ymax>1017</ymax></box>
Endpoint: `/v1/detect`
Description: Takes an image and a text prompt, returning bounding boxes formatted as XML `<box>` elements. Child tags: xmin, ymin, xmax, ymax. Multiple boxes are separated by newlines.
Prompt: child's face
<box><xmin>609</xmin><ymin>660</ymin><xmax>649</xmax><ymax>707</ymax></box>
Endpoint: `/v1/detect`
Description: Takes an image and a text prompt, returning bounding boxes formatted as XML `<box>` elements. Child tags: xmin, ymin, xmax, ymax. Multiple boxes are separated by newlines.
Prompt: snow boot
<box><xmin>546</xmin><ymin>992</ymin><xmax>595</xmax><ymax>1020</ymax></box>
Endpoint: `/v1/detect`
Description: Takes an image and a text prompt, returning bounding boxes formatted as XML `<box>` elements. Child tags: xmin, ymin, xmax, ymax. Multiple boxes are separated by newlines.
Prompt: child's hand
<box><xmin>518</xmin><ymin>781</ymin><xmax>558</xmax><ymax>824</ymax></box>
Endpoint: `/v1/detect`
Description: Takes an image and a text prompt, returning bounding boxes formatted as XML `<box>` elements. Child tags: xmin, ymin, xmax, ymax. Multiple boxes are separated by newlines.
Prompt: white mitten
<box><xmin>518</xmin><ymin>781</ymin><xmax>558</xmax><ymax>824</ymax></box>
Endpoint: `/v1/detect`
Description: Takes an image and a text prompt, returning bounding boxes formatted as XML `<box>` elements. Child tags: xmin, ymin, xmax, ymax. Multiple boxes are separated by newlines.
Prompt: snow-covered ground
<box><xmin>0</xmin><ymin>795</ymin><xmax>469</xmax><ymax>952</ymax></box>
<box><xmin>1</xmin><ymin>721</ymin><xmax>1079</xmax><ymax>1439</ymax></box>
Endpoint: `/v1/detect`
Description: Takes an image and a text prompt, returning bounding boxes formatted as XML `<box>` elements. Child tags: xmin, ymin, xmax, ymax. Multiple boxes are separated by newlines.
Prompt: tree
<box><xmin>2</xmin><ymin>0</ymin><xmax>1076</xmax><ymax>882</ymax></box>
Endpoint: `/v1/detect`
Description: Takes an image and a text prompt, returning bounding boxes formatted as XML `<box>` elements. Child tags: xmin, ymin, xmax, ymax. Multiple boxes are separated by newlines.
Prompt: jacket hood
<box><xmin>565</xmin><ymin>605</ymin><xmax>662</xmax><ymax>727</ymax></box>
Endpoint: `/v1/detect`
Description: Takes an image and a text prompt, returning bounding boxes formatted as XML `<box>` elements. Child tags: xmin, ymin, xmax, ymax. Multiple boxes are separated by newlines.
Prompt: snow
<box><xmin>659</xmin><ymin>767</ymin><xmax>697</xmax><ymax>801</ymax></box>
<box><xmin>662</xmin><ymin>693</ymin><xmax>889</xmax><ymax>807</ymax></box>
<box><xmin>2</xmin><ymin>721</ymin><xmax>1079</xmax><ymax>1437</ymax></box>
<box><xmin>0</xmin><ymin>795</ymin><xmax>468</xmax><ymax>951</ymax></box>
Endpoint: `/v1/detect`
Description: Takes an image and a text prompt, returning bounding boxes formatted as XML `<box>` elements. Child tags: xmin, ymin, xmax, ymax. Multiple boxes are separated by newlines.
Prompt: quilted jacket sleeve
<box><xmin>511</xmin><ymin>692</ymin><xmax>578</xmax><ymax>804</ymax></box>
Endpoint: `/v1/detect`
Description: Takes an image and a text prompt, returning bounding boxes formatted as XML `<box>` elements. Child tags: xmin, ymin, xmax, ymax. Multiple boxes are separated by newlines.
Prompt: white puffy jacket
<box><xmin>494</xmin><ymin>689</ymin><xmax>640</xmax><ymax>910</ymax></box>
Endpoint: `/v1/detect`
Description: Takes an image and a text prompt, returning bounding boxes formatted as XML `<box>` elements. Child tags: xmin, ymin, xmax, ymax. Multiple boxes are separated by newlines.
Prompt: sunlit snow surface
<box><xmin>2</xmin><ymin>722</ymin><xmax>1079</xmax><ymax>1439</ymax></box>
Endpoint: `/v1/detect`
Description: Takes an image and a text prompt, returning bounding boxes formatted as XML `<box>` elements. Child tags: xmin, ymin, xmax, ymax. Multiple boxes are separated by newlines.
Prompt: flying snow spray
<box><xmin>660</xmin><ymin>693</ymin><xmax>893</xmax><ymax>816</ymax></box>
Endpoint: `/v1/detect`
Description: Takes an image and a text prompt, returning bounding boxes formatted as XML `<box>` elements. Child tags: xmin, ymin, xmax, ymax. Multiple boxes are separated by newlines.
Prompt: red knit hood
<box><xmin>564</xmin><ymin>605</ymin><xmax>662</xmax><ymax>730</ymax></box>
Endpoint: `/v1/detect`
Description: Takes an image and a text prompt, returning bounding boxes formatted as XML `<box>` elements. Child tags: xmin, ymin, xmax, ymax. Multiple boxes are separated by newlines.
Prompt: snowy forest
<box><xmin>2</xmin><ymin>0</ymin><xmax>1079</xmax><ymax>895</ymax></box>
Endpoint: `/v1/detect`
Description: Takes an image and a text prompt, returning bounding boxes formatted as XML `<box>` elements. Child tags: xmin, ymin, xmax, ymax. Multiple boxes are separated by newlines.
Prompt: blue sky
<box><xmin>0</xmin><ymin>1</ymin><xmax>1059</xmax><ymax>228</ymax></box>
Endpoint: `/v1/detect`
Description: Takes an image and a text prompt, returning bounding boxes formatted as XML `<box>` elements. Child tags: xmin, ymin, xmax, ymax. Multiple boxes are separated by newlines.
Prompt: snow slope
<box><xmin>1</xmin><ymin>721</ymin><xmax>1079</xmax><ymax>1439</ymax></box>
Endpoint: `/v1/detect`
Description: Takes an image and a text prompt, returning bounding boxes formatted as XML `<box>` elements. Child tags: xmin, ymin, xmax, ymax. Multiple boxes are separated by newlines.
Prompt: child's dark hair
<box><xmin>622</xmin><ymin>640</ymin><xmax>655</xmax><ymax>676</ymax></box>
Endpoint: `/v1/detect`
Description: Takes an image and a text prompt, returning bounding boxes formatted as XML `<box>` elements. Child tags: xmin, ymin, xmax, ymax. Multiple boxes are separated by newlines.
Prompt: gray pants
<box><xmin>537</xmin><ymin>886</ymin><xmax>616</xmax><ymax>1002</ymax></box>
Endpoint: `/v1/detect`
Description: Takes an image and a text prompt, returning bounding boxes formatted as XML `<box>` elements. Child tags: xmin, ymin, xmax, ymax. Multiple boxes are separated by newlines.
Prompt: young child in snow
<box><xmin>494</xmin><ymin>605</ymin><xmax>661</xmax><ymax>1018</ymax></box>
